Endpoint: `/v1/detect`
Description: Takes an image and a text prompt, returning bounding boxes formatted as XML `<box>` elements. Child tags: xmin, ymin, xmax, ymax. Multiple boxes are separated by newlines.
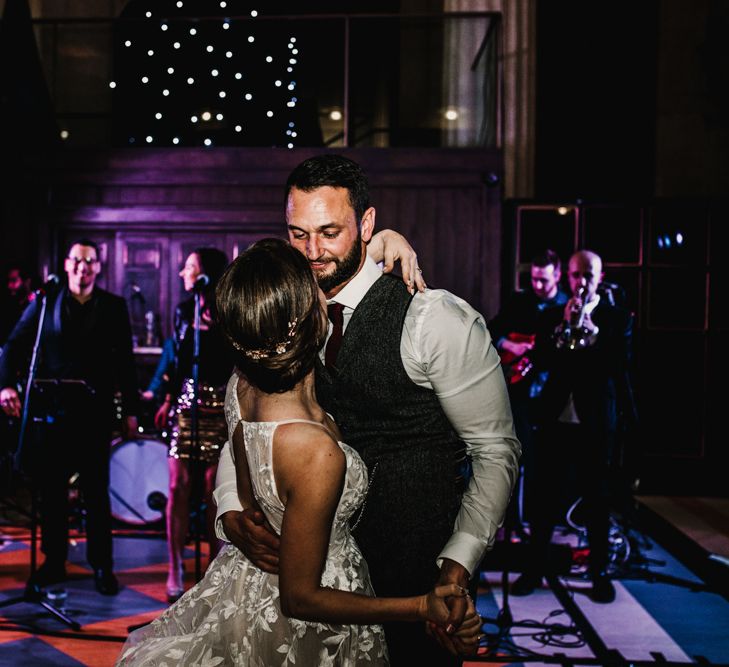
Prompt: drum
<box><xmin>109</xmin><ymin>437</ymin><xmax>169</xmax><ymax>526</ymax></box>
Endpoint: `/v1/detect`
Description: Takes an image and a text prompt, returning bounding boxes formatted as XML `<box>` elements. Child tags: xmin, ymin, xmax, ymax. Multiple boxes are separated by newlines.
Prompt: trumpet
<box><xmin>555</xmin><ymin>287</ymin><xmax>593</xmax><ymax>350</ymax></box>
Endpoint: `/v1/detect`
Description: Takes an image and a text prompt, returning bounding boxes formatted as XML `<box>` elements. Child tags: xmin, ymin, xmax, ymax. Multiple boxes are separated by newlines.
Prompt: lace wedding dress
<box><xmin>117</xmin><ymin>373</ymin><xmax>388</xmax><ymax>666</ymax></box>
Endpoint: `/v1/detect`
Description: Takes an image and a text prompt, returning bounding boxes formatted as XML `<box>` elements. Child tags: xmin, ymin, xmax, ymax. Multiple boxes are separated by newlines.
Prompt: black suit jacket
<box><xmin>0</xmin><ymin>287</ymin><xmax>139</xmax><ymax>416</ymax></box>
<box><xmin>533</xmin><ymin>300</ymin><xmax>633</xmax><ymax>434</ymax></box>
<box><xmin>489</xmin><ymin>288</ymin><xmax>569</xmax><ymax>344</ymax></box>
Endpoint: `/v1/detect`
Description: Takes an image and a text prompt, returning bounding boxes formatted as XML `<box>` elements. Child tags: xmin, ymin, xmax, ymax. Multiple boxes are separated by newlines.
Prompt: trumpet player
<box><xmin>511</xmin><ymin>250</ymin><xmax>634</xmax><ymax>604</ymax></box>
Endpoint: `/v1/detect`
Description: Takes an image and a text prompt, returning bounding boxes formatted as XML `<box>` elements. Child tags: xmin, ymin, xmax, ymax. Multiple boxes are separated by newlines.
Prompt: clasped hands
<box><xmin>221</xmin><ymin>509</ymin><xmax>483</xmax><ymax>656</ymax></box>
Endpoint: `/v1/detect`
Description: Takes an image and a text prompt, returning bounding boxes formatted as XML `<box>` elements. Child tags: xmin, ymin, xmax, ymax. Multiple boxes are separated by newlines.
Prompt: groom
<box><xmin>214</xmin><ymin>155</ymin><xmax>520</xmax><ymax>664</ymax></box>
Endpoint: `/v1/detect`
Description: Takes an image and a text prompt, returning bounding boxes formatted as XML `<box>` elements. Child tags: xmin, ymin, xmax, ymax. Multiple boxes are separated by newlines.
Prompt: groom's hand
<box><xmin>426</xmin><ymin>558</ymin><xmax>475</xmax><ymax>656</ymax></box>
<box><xmin>221</xmin><ymin>508</ymin><xmax>280</xmax><ymax>574</ymax></box>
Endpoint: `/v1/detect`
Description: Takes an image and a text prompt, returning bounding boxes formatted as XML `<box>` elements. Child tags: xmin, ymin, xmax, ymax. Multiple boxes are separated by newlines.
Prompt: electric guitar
<box><xmin>497</xmin><ymin>332</ymin><xmax>535</xmax><ymax>385</ymax></box>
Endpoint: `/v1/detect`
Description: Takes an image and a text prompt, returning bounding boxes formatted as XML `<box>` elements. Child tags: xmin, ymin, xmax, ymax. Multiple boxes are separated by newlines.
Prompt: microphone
<box><xmin>192</xmin><ymin>274</ymin><xmax>210</xmax><ymax>291</ymax></box>
<box><xmin>36</xmin><ymin>274</ymin><xmax>60</xmax><ymax>295</ymax></box>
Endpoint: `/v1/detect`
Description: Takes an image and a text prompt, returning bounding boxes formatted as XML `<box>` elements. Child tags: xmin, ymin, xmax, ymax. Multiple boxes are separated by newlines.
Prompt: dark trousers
<box><xmin>507</xmin><ymin>388</ymin><xmax>537</xmax><ymax>524</ymax></box>
<box><xmin>527</xmin><ymin>422</ymin><xmax>613</xmax><ymax>577</ymax></box>
<box><xmin>33</xmin><ymin>396</ymin><xmax>113</xmax><ymax>570</ymax></box>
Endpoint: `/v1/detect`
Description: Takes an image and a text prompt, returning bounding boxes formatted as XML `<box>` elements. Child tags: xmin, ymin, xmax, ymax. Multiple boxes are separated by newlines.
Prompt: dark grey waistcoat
<box><xmin>315</xmin><ymin>274</ymin><xmax>465</xmax><ymax>597</ymax></box>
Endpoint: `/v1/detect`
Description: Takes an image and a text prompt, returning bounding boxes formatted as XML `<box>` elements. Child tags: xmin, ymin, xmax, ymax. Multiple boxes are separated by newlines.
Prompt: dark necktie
<box><xmin>325</xmin><ymin>302</ymin><xmax>345</xmax><ymax>371</ymax></box>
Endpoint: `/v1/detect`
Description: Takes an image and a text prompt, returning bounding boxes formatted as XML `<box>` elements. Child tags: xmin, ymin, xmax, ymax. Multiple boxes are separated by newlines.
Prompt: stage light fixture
<box><xmin>109</xmin><ymin>81</ymin><xmax>117</xmax><ymax>89</ymax></box>
<box><xmin>207</xmin><ymin>45</ymin><xmax>214</xmax><ymax>53</ymax></box>
<box><xmin>173</xmin><ymin>137</ymin><xmax>180</xmax><ymax>144</ymax></box>
<box><xmin>329</xmin><ymin>110</ymin><xmax>342</xmax><ymax>121</ymax></box>
<box><xmin>155</xmin><ymin>112</ymin><xmax>162</xmax><ymax>119</ymax></box>
<box><xmin>60</xmin><ymin>129</ymin><xmax>69</xmax><ymax>139</ymax></box>
<box><xmin>204</xmin><ymin>138</ymin><xmax>212</xmax><ymax>146</ymax></box>
<box><xmin>201</xmin><ymin>111</ymin><xmax>212</xmax><ymax>121</ymax></box>
<box><xmin>267</xmin><ymin>110</ymin><xmax>273</xmax><ymax>117</ymax></box>
<box><xmin>141</xmin><ymin>76</ymin><xmax>149</xmax><ymax>83</ymax></box>
<box><xmin>146</xmin><ymin>135</ymin><xmax>153</xmax><ymax>143</ymax></box>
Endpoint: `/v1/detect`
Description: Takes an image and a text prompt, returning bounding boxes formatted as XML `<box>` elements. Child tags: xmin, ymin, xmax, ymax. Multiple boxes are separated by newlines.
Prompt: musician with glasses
<box><xmin>511</xmin><ymin>249</ymin><xmax>633</xmax><ymax>603</ymax></box>
<box><xmin>0</xmin><ymin>238</ymin><xmax>138</xmax><ymax>596</ymax></box>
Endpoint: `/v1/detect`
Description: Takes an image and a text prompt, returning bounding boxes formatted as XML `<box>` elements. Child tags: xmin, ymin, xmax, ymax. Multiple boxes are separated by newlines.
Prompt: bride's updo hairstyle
<box><xmin>216</xmin><ymin>238</ymin><xmax>327</xmax><ymax>394</ymax></box>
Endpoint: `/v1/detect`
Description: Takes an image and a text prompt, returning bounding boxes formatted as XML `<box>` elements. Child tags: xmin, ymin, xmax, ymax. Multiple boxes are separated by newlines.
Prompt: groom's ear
<box><xmin>360</xmin><ymin>207</ymin><xmax>376</xmax><ymax>243</ymax></box>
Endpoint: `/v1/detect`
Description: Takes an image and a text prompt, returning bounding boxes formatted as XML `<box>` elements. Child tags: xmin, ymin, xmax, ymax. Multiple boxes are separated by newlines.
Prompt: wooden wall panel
<box><xmin>27</xmin><ymin>147</ymin><xmax>503</xmax><ymax>337</ymax></box>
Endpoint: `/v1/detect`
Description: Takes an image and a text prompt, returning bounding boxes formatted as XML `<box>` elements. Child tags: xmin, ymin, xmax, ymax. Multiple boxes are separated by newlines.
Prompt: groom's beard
<box><xmin>313</xmin><ymin>233</ymin><xmax>363</xmax><ymax>294</ymax></box>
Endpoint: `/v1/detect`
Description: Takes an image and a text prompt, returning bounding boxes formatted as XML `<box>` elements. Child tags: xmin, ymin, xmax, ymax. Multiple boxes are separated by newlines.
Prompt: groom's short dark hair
<box><xmin>285</xmin><ymin>154</ymin><xmax>370</xmax><ymax>224</ymax></box>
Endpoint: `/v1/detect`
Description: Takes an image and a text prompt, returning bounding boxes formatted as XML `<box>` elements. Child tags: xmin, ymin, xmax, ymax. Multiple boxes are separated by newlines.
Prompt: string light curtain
<box><xmin>111</xmin><ymin>0</ymin><xmax>323</xmax><ymax>147</ymax></box>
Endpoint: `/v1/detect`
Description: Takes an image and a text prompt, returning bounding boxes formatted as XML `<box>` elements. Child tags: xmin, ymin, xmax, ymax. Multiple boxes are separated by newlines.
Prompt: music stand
<box><xmin>0</xmin><ymin>289</ymin><xmax>85</xmax><ymax>631</ymax></box>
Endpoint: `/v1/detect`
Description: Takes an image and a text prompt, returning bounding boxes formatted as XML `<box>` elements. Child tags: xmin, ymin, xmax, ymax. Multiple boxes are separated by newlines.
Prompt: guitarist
<box><xmin>489</xmin><ymin>250</ymin><xmax>568</xmax><ymax>521</ymax></box>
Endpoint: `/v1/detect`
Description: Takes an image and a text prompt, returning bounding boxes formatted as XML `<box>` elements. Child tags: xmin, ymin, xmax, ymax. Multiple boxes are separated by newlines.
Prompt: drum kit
<box><xmin>109</xmin><ymin>436</ymin><xmax>168</xmax><ymax>527</ymax></box>
<box><xmin>108</xmin><ymin>393</ymin><xmax>169</xmax><ymax>528</ymax></box>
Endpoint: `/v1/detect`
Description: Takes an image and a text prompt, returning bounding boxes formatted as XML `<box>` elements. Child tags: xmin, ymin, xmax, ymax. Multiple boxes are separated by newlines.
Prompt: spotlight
<box><xmin>204</xmin><ymin>138</ymin><xmax>212</xmax><ymax>146</ymax></box>
<box><xmin>60</xmin><ymin>129</ymin><xmax>69</xmax><ymax>140</ymax></box>
<box><xmin>201</xmin><ymin>111</ymin><xmax>212</xmax><ymax>121</ymax></box>
<box><xmin>444</xmin><ymin>108</ymin><xmax>459</xmax><ymax>121</ymax></box>
<box><xmin>109</xmin><ymin>81</ymin><xmax>117</xmax><ymax>89</ymax></box>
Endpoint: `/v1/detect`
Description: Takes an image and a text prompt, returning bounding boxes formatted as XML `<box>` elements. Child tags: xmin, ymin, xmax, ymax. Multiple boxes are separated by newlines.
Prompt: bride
<box><xmin>117</xmin><ymin>238</ymin><xmax>480</xmax><ymax>666</ymax></box>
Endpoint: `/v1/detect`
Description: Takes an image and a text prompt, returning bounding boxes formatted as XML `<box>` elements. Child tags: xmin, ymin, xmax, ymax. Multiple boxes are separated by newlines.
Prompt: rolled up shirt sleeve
<box><xmin>213</xmin><ymin>439</ymin><xmax>243</xmax><ymax>541</ymax></box>
<box><xmin>402</xmin><ymin>290</ymin><xmax>521</xmax><ymax>577</ymax></box>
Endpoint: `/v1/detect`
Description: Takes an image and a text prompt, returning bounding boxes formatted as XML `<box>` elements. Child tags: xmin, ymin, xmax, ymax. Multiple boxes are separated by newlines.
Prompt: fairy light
<box><xmin>115</xmin><ymin>7</ymin><xmax>301</xmax><ymax>147</ymax></box>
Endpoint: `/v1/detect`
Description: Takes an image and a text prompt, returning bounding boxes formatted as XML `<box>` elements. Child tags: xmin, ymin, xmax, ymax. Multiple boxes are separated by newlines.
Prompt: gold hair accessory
<box><xmin>231</xmin><ymin>319</ymin><xmax>298</xmax><ymax>360</ymax></box>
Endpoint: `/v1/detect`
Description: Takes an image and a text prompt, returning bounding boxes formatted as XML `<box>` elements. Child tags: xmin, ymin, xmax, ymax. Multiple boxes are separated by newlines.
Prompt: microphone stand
<box><xmin>190</xmin><ymin>288</ymin><xmax>203</xmax><ymax>581</ymax></box>
<box><xmin>0</xmin><ymin>288</ymin><xmax>82</xmax><ymax>630</ymax></box>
